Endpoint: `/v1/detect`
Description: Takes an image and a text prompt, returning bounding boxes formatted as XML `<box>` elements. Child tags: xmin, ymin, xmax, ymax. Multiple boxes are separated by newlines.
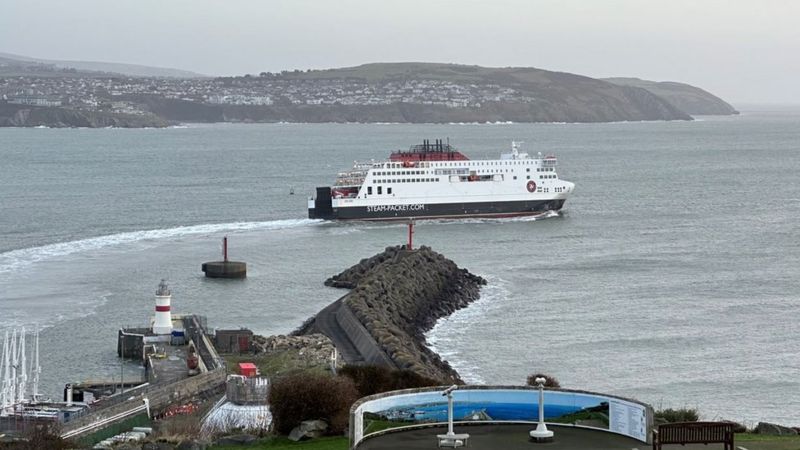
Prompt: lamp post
<box><xmin>530</xmin><ymin>377</ymin><xmax>554</xmax><ymax>442</ymax></box>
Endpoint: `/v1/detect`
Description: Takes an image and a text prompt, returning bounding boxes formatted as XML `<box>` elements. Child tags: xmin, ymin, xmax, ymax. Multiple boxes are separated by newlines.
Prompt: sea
<box><xmin>1</xmin><ymin>108</ymin><xmax>798</xmax><ymax>426</ymax></box>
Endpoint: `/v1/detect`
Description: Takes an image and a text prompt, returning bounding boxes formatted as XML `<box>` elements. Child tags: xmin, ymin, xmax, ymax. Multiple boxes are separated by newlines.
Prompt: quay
<box><xmin>58</xmin><ymin>282</ymin><xmax>228</xmax><ymax>441</ymax></box>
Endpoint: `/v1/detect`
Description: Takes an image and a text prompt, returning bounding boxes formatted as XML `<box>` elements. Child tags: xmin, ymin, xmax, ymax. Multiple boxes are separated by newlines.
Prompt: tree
<box><xmin>526</xmin><ymin>373</ymin><xmax>561</xmax><ymax>388</ymax></box>
<box><xmin>269</xmin><ymin>373</ymin><xmax>359</xmax><ymax>435</ymax></box>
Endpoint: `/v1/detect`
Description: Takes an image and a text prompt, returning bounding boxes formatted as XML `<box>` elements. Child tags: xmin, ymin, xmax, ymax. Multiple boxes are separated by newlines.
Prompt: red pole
<box><xmin>407</xmin><ymin>221</ymin><xmax>414</xmax><ymax>250</ymax></box>
<box><xmin>223</xmin><ymin>236</ymin><xmax>228</xmax><ymax>262</ymax></box>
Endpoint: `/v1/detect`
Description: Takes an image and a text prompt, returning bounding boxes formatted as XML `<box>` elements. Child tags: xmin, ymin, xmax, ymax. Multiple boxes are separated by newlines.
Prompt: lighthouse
<box><xmin>152</xmin><ymin>279</ymin><xmax>173</xmax><ymax>335</ymax></box>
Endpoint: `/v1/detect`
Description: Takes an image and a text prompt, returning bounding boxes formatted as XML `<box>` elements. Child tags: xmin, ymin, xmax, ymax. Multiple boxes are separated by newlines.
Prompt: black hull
<box><xmin>309</xmin><ymin>199</ymin><xmax>566</xmax><ymax>221</ymax></box>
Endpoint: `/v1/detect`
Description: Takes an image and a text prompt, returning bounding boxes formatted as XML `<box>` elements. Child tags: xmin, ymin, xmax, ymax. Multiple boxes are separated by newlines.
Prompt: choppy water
<box><xmin>1</xmin><ymin>110</ymin><xmax>798</xmax><ymax>426</ymax></box>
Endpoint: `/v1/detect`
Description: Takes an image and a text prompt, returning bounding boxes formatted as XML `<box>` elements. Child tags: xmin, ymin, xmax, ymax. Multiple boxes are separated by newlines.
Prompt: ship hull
<box><xmin>309</xmin><ymin>199</ymin><xmax>566</xmax><ymax>221</ymax></box>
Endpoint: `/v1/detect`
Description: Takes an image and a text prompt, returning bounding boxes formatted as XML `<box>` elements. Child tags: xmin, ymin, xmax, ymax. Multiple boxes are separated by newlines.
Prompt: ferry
<box><xmin>308</xmin><ymin>139</ymin><xmax>575</xmax><ymax>220</ymax></box>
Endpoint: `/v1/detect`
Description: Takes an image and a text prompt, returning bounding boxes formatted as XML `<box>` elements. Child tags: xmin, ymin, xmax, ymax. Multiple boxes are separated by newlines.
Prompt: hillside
<box><xmin>604</xmin><ymin>77</ymin><xmax>738</xmax><ymax>115</ymax></box>
<box><xmin>0</xmin><ymin>52</ymin><xmax>205</xmax><ymax>78</ymax></box>
<box><xmin>256</xmin><ymin>62</ymin><xmax>693</xmax><ymax>122</ymax></box>
<box><xmin>0</xmin><ymin>60</ymin><xmax>746</xmax><ymax>126</ymax></box>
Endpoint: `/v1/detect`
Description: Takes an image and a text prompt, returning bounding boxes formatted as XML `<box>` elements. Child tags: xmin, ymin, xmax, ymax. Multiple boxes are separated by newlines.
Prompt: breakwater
<box><xmin>302</xmin><ymin>245</ymin><xmax>485</xmax><ymax>383</ymax></box>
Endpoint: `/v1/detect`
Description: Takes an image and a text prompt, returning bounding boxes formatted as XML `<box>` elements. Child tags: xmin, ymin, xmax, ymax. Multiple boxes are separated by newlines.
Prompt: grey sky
<box><xmin>2</xmin><ymin>0</ymin><xmax>798</xmax><ymax>104</ymax></box>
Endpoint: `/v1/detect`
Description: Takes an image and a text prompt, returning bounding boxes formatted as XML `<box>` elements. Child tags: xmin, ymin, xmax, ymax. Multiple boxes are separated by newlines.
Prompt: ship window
<box><xmin>387</xmin><ymin>187</ymin><xmax>392</xmax><ymax>194</ymax></box>
<box><xmin>436</xmin><ymin>178</ymin><xmax>440</xmax><ymax>181</ymax></box>
<box><xmin>378</xmin><ymin>186</ymin><xmax>382</xmax><ymax>195</ymax></box>
<box><xmin>367</xmin><ymin>186</ymin><xmax>373</xmax><ymax>195</ymax></box>
<box><xmin>527</xmin><ymin>175</ymin><xmax>530</xmax><ymax>179</ymax></box>
<box><xmin>513</xmin><ymin>176</ymin><xmax>517</xmax><ymax>180</ymax></box>
<box><xmin>527</xmin><ymin>168</ymin><xmax>530</xmax><ymax>172</ymax></box>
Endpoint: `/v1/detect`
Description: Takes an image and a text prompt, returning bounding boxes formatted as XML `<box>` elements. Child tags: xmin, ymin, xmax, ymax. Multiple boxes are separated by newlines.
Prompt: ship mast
<box><xmin>0</xmin><ymin>327</ymin><xmax>41</xmax><ymax>414</ymax></box>
<box><xmin>15</xmin><ymin>328</ymin><xmax>27</xmax><ymax>404</ymax></box>
<box><xmin>1</xmin><ymin>331</ymin><xmax>10</xmax><ymax>412</ymax></box>
<box><xmin>31</xmin><ymin>328</ymin><xmax>41</xmax><ymax>403</ymax></box>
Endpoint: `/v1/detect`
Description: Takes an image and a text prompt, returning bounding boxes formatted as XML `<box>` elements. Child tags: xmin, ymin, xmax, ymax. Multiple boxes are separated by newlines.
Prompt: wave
<box><xmin>426</xmin><ymin>274</ymin><xmax>511</xmax><ymax>384</ymax></box>
<box><xmin>0</xmin><ymin>219</ymin><xmax>321</xmax><ymax>274</ymax></box>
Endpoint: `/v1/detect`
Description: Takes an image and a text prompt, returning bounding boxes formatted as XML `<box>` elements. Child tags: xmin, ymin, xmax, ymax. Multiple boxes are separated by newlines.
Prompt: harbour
<box><xmin>1</xmin><ymin>113</ymin><xmax>799</xmax><ymax>429</ymax></box>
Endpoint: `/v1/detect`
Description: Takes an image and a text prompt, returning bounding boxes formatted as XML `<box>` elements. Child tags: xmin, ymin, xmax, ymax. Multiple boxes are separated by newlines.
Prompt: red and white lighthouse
<box><xmin>152</xmin><ymin>279</ymin><xmax>173</xmax><ymax>335</ymax></box>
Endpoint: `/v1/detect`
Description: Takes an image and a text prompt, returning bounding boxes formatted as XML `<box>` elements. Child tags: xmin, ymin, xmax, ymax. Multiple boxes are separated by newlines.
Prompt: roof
<box><xmin>238</xmin><ymin>362</ymin><xmax>257</xmax><ymax>369</ymax></box>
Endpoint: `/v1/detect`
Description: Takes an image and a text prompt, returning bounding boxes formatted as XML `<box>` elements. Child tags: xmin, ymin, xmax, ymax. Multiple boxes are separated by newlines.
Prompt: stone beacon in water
<box><xmin>152</xmin><ymin>279</ymin><xmax>173</xmax><ymax>335</ymax></box>
<box><xmin>202</xmin><ymin>236</ymin><xmax>247</xmax><ymax>279</ymax></box>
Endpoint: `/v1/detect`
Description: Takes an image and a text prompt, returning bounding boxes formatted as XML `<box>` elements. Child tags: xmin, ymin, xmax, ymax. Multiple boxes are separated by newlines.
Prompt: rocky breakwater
<box><xmin>326</xmin><ymin>245</ymin><xmax>486</xmax><ymax>383</ymax></box>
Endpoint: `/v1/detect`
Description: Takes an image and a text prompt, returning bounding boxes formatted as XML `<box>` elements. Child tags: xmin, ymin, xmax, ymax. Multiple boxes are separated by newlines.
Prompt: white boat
<box><xmin>308</xmin><ymin>139</ymin><xmax>575</xmax><ymax>220</ymax></box>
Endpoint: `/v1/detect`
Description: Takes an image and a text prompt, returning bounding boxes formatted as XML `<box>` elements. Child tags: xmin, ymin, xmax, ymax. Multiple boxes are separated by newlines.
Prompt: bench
<box><xmin>653</xmin><ymin>422</ymin><xmax>734</xmax><ymax>450</ymax></box>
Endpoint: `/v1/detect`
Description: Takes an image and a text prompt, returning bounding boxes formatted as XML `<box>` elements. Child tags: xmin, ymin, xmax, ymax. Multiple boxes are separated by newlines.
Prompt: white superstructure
<box><xmin>309</xmin><ymin>140</ymin><xmax>575</xmax><ymax>220</ymax></box>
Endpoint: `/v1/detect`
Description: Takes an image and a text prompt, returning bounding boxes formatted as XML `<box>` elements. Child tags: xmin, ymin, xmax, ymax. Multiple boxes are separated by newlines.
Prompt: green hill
<box><xmin>241</xmin><ymin>62</ymin><xmax>693</xmax><ymax>122</ymax></box>
<box><xmin>604</xmin><ymin>77</ymin><xmax>738</xmax><ymax>115</ymax></box>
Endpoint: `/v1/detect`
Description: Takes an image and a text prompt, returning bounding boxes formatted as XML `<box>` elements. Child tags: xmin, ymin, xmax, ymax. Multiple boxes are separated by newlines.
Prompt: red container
<box><xmin>238</xmin><ymin>362</ymin><xmax>257</xmax><ymax>377</ymax></box>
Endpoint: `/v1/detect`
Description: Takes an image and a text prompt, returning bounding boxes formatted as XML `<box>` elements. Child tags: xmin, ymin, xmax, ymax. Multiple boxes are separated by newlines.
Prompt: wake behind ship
<box><xmin>308</xmin><ymin>139</ymin><xmax>575</xmax><ymax>221</ymax></box>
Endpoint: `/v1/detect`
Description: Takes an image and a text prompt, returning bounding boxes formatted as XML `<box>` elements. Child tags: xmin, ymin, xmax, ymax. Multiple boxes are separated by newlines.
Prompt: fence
<box><xmin>61</xmin><ymin>368</ymin><xmax>226</xmax><ymax>439</ymax></box>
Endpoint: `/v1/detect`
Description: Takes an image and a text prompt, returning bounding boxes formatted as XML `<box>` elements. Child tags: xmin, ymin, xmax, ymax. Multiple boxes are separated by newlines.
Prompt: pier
<box><xmin>61</xmin><ymin>314</ymin><xmax>226</xmax><ymax>440</ymax></box>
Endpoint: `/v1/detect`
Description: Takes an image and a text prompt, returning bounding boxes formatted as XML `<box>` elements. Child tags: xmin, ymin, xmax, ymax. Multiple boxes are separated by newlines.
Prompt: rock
<box><xmin>288</xmin><ymin>420</ymin><xmax>329</xmax><ymax>441</ymax></box>
<box><xmin>113</xmin><ymin>444</ymin><xmax>143</xmax><ymax>450</ymax></box>
<box><xmin>142</xmin><ymin>443</ymin><xmax>175</xmax><ymax>450</ymax></box>
<box><xmin>248</xmin><ymin>333</ymin><xmax>340</xmax><ymax>373</ymax></box>
<box><xmin>175</xmin><ymin>439</ymin><xmax>208</xmax><ymax>450</ymax></box>
<box><xmin>755</xmin><ymin>422</ymin><xmax>798</xmax><ymax>435</ymax></box>
<box><xmin>309</xmin><ymin>245</ymin><xmax>485</xmax><ymax>382</ymax></box>
<box><xmin>212</xmin><ymin>434</ymin><xmax>258</xmax><ymax>446</ymax></box>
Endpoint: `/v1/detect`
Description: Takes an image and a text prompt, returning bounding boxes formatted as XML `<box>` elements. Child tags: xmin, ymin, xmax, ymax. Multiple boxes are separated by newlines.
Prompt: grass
<box><xmin>549</xmin><ymin>410</ymin><xmax>609</xmax><ymax>426</ymax></box>
<box><xmin>224</xmin><ymin>352</ymin><xmax>329</xmax><ymax>380</ymax></box>
<box><xmin>211</xmin><ymin>436</ymin><xmax>348</xmax><ymax>450</ymax></box>
<box><xmin>363</xmin><ymin>419</ymin><xmax>412</xmax><ymax>435</ymax></box>
<box><xmin>733</xmin><ymin>433</ymin><xmax>800</xmax><ymax>450</ymax></box>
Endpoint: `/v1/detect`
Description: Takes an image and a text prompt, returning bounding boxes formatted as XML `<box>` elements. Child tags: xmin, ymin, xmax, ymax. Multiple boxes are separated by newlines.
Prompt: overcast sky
<box><xmin>2</xmin><ymin>0</ymin><xmax>798</xmax><ymax>104</ymax></box>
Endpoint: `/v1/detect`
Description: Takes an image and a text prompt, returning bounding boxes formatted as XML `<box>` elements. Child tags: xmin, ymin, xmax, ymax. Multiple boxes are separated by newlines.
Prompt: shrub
<box><xmin>269</xmin><ymin>372</ymin><xmax>359</xmax><ymax>435</ymax></box>
<box><xmin>721</xmin><ymin>420</ymin><xmax>747</xmax><ymax>433</ymax></box>
<box><xmin>0</xmin><ymin>423</ymin><xmax>71</xmax><ymax>450</ymax></box>
<box><xmin>655</xmin><ymin>408</ymin><xmax>700</xmax><ymax>423</ymax></box>
<box><xmin>339</xmin><ymin>364</ymin><xmax>442</xmax><ymax>397</ymax></box>
<box><xmin>526</xmin><ymin>373</ymin><xmax>561</xmax><ymax>388</ymax></box>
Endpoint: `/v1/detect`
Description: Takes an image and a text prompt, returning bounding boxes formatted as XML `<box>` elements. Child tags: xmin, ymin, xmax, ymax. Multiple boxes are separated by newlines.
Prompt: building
<box><xmin>215</xmin><ymin>329</ymin><xmax>253</xmax><ymax>353</ymax></box>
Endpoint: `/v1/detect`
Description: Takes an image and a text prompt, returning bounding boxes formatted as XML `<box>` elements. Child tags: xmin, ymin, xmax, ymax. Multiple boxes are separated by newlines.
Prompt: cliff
<box><xmin>603</xmin><ymin>77</ymin><xmax>739</xmax><ymax>115</ymax></box>
<box><xmin>320</xmin><ymin>245</ymin><xmax>486</xmax><ymax>383</ymax></box>
<box><xmin>0</xmin><ymin>103</ymin><xmax>170</xmax><ymax>128</ymax></box>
